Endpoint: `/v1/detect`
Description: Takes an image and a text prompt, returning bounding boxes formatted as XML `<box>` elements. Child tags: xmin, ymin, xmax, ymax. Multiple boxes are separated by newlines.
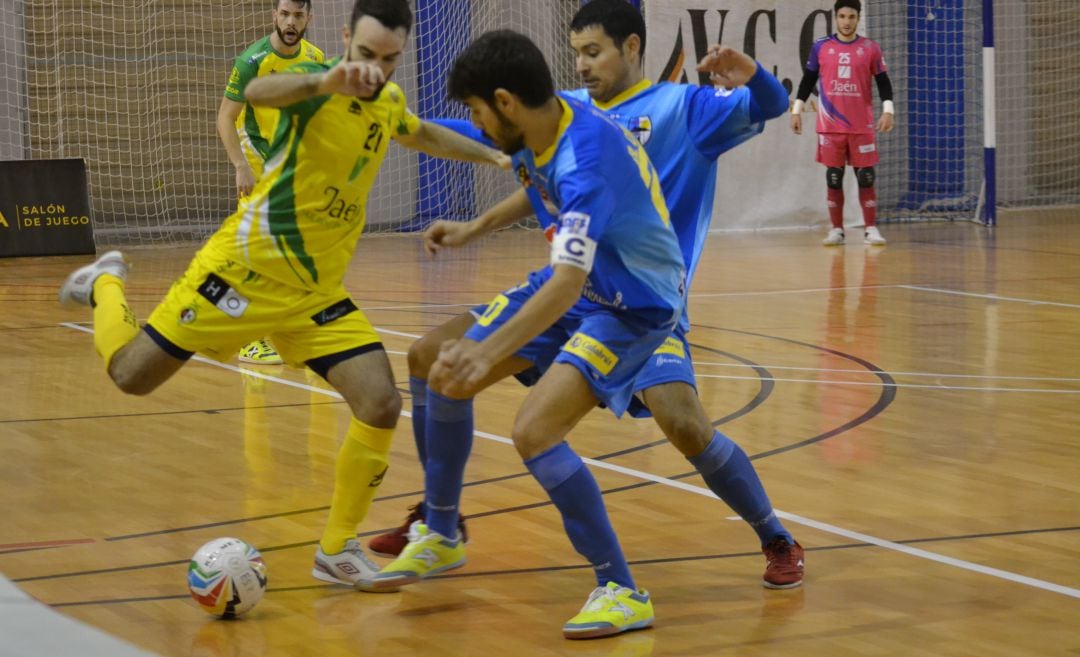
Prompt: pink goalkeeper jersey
<box><xmin>806</xmin><ymin>35</ymin><xmax>887</xmax><ymax>135</ymax></box>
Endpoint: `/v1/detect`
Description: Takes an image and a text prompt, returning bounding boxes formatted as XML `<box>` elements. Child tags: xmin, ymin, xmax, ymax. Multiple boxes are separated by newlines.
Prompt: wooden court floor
<box><xmin>2</xmin><ymin>212</ymin><xmax>1079</xmax><ymax>656</ymax></box>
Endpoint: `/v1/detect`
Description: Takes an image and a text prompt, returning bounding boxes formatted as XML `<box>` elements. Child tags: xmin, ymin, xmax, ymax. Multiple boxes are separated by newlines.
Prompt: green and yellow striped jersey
<box><xmin>224</xmin><ymin>35</ymin><xmax>325</xmax><ymax>166</ymax></box>
<box><xmin>207</xmin><ymin>60</ymin><xmax>421</xmax><ymax>293</ymax></box>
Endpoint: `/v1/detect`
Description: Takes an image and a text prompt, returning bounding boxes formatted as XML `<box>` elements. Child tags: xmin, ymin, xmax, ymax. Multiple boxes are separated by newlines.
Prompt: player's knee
<box><xmin>510</xmin><ymin>413</ymin><xmax>557</xmax><ymax>461</ymax></box>
<box><xmin>855</xmin><ymin>166</ymin><xmax>876</xmax><ymax>188</ymax></box>
<box><xmin>826</xmin><ymin>167</ymin><xmax>845</xmax><ymax>190</ymax></box>
<box><xmin>407</xmin><ymin>334</ymin><xmax>440</xmax><ymax>378</ymax></box>
<box><xmin>354</xmin><ymin>387</ymin><xmax>402</xmax><ymax>427</ymax></box>
<box><xmin>652</xmin><ymin>405</ymin><xmax>713</xmax><ymax>456</ymax></box>
<box><xmin>643</xmin><ymin>383</ymin><xmax>712</xmax><ymax>456</ymax></box>
<box><xmin>108</xmin><ymin>365</ymin><xmax>161</xmax><ymax>396</ymax></box>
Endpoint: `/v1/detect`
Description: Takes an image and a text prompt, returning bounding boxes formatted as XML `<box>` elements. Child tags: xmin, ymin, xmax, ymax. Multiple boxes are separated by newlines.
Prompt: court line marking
<box><xmin>58</xmin><ymin>322</ymin><xmax>1080</xmax><ymax>600</ymax></box>
<box><xmin>358</xmin><ymin>285</ymin><xmax>903</xmax><ymax>307</ymax></box>
<box><xmin>377</xmin><ymin>327</ymin><xmax>1078</xmax><ymax>391</ymax></box>
<box><xmin>692</xmin><ymin>361</ymin><xmax>1080</xmax><ymax>383</ymax></box>
<box><xmin>354</xmin><ymin>283</ymin><xmax>1080</xmax><ymax>310</ymax></box>
<box><xmin>900</xmin><ymin>285</ymin><xmax>1080</xmax><ymax>309</ymax></box>
<box><xmin>0</xmin><ymin>538</ymin><xmax>95</xmax><ymax>551</ymax></box>
<box><xmin>689</xmin><ymin>284</ymin><xmax>903</xmax><ymax>298</ymax></box>
<box><xmin>694</xmin><ymin>373</ymin><xmax>1080</xmax><ymax>394</ymax></box>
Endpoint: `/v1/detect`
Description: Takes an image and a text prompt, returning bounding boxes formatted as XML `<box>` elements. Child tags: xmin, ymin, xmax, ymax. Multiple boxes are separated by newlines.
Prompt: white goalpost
<box><xmin>641</xmin><ymin>0</ymin><xmax>1080</xmax><ymax>230</ymax></box>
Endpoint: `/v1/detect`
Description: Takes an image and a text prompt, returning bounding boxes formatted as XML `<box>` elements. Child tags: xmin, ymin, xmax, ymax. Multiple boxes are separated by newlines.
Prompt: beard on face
<box><xmin>488</xmin><ymin>105</ymin><xmax>525</xmax><ymax>154</ymax></box>
<box><xmin>275</xmin><ymin>24</ymin><xmax>305</xmax><ymax>46</ymax></box>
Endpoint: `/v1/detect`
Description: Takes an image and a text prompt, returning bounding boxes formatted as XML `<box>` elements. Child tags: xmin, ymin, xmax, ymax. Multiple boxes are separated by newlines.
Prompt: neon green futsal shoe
<box><xmin>562</xmin><ymin>581</ymin><xmax>654</xmax><ymax>640</ymax></box>
<box><xmin>239</xmin><ymin>338</ymin><xmax>283</xmax><ymax>365</ymax></box>
<box><xmin>363</xmin><ymin>522</ymin><xmax>465</xmax><ymax>591</ymax></box>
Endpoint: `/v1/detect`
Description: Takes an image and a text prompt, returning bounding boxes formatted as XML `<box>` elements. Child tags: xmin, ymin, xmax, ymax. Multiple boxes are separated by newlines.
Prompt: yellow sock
<box><xmin>92</xmin><ymin>274</ymin><xmax>139</xmax><ymax>368</ymax></box>
<box><xmin>319</xmin><ymin>417</ymin><xmax>394</xmax><ymax>554</ymax></box>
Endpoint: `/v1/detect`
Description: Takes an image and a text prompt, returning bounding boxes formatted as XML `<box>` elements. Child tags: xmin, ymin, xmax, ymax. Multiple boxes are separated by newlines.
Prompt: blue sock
<box><xmin>689</xmin><ymin>431</ymin><xmax>793</xmax><ymax>547</ymax></box>
<box><xmin>526</xmin><ymin>442</ymin><xmax>635</xmax><ymax>589</ymax></box>
<box><xmin>409</xmin><ymin>377</ymin><xmax>428</xmax><ymax>468</ymax></box>
<box><xmin>424</xmin><ymin>390</ymin><xmax>473</xmax><ymax>539</ymax></box>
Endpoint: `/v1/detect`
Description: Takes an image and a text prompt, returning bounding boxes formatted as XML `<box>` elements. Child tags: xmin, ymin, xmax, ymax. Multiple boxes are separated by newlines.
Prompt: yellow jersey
<box><xmin>224</xmin><ymin>35</ymin><xmax>325</xmax><ymax>167</ymax></box>
<box><xmin>206</xmin><ymin>59</ymin><xmax>421</xmax><ymax>293</ymax></box>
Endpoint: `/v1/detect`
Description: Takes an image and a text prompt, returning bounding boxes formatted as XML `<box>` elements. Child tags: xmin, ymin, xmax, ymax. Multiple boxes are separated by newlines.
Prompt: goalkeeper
<box><xmin>790</xmin><ymin>0</ymin><xmax>895</xmax><ymax>246</ymax></box>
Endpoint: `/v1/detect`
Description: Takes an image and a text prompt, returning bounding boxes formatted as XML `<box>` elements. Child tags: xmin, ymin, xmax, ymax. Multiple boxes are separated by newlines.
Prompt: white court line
<box><xmin>59</xmin><ymin>322</ymin><xmax>1080</xmax><ymax>600</ymax></box>
<box><xmin>356</xmin><ymin>285</ymin><xmax>901</xmax><ymax>309</ymax></box>
<box><xmin>665</xmin><ymin>284</ymin><xmax>902</xmax><ymax>299</ymax></box>
<box><xmin>900</xmin><ymin>285</ymin><xmax>1080</xmax><ymax>309</ymax></box>
<box><xmin>376</xmin><ymin>327</ymin><xmax>425</xmax><ymax>340</ymax></box>
<box><xmin>695</xmin><ymin>373</ymin><xmax>1080</xmax><ymax>394</ymax></box>
<box><xmin>372</xmin><ymin>318</ymin><xmax>1079</xmax><ymax>388</ymax></box>
<box><xmin>693</xmin><ymin>361</ymin><xmax>1080</xmax><ymax>383</ymax></box>
<box><xmin>362</xmin><ymin>302</ymin><xmax>479</xmax><ymax>312</ymax></box>
<box><xmin>361</xmin><ymin>283</ymin><xmax>1080</xmax><ymax>319</ymax></box>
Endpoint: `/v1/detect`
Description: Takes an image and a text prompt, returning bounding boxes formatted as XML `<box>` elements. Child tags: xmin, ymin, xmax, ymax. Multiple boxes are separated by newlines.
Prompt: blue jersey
<box><xmin>513</xmin><ymin>95</ymin><xmax>685</xmax><ymax>328</ymax></box>
<box><xmin>563</xmin><ymin>82</ymin><xmax>758</xmax><ymax>290</ymax></box>
<box><xmin>564</xmin><ymin>65</ymin><xmax>787</xmax><ymax>330</ymax></box>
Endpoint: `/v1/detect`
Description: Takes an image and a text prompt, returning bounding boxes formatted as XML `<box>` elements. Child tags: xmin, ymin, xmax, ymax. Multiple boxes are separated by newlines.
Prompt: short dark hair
<box><xmin>350</xmin><ymin>0</ymin><xmax>413</xmax><ymax>34</ymax></box>
<box><xmin>449</xmin><ymin>30</ymin><xmax>555</xmax><ymax>108</ymax></box>
<box><xmin>275</xmin><ymin>0</ymin><xmax>312</xmax><ymax>9</ymax></box>
<box><xmin>834</xmin><ymin>0</ymin><xmax>861</xmax><ymax>14</ymax></box>
<box><xmin>570</xmin><ymin>0</ymin><xmax>646</xmax><ymax>55</ymax></box>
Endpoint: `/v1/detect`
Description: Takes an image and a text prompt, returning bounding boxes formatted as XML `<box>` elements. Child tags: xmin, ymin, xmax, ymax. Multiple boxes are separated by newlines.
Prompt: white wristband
<box><xmin>791</xmin><ymin>99</ymin><xmax>805</xmax><ymax>115</ymax></box>
<box><xmin>883</xmin><ymin>100</ymin><xmax>895</xmax><ymax>114</ymax></box>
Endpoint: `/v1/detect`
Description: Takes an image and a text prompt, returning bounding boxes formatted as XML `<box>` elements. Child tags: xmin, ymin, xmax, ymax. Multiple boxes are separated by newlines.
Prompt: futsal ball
<box><xmin>187</xmin><ymin>537</ymin><xmax>267</xmax><ymax>618</ymax></box>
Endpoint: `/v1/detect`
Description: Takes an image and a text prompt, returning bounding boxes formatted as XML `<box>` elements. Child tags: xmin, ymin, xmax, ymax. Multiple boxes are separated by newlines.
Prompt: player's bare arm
<box><xmin>215</xmin><ymin>97</ymin><xmax>256</xmax><ymax>197</ymax></box>
<box><xmin>243</xmin><ymin>60</ymin><xmax>384</xmax><ymax>107</ymax></box>
<box><xmin>396</xmin><ymin>120</ymin><xmax>511</xmax><ymax>170</ymax></box>
<box><xmin>431</xmin><ymin>264</ymin><xmax>586</xmax><ymax>393</ymax></box>
<box><xmin>696</xmin><ymin>45</ymin><xmax>757</xmax><ymax>89</ymax></box>
<box><xmin>424</xmin><ymin>188</ymin><xmax>532</xmax><ymax>256</ymax></box>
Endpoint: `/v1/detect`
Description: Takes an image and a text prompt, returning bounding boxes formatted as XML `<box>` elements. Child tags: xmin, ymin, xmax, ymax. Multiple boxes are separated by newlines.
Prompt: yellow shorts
<box><xmin>146</xmin><ymin>247</ymin><xmax>381</xmax><ymax>367</ymax></box>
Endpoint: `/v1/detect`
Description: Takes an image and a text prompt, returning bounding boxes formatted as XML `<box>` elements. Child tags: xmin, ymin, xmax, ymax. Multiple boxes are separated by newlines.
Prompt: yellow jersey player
<box><xmin>216</xmin><ymin>0</ymin><xmax>324</xmax><ymax>365</ymax></box>
<box><xmin>60</xmin><ymin>0</ymin><xmax>508</xmax><ymax>589</ymax></box>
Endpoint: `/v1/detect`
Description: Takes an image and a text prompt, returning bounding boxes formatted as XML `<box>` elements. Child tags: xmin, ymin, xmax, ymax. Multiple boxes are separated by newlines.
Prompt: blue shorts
<box><xmin>466</xmin><ymin>272</ymin><xmax>676</xmax><ymax>417</ymax></box>
<box><xmin>472</xmin><ymin>297</ymin><xmax>696</xmax><ymax>419</ymax></box>
<box><xmin>631</xmin><ymin>327</ymin><xmax>696</xmax><ymax>392</ymax></box>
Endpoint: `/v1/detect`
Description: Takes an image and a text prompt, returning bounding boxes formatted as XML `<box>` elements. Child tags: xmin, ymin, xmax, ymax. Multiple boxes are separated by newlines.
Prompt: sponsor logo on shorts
<box><xmin>653</xmin><ymin>336</ymin><xmax>686</xmax><ymax>358</ymax></box>
<box><xmin>858</xmin><ymin>143</ymin><xmax>877</xmax><ymax>153</ymax></box>
<box><xmin>197</xmin><ymin>273</ymin><xmax>250</xmax><ymax>319</ymax></box>
<box><xmin>311</xmin><ymin>298</ymin><xmax>358</xmax><ymax>325</ymax></box>
<box><xmin>563</xmin><ymin>332</ymin><xmax>619</xmax><ymax>376</ymax></box>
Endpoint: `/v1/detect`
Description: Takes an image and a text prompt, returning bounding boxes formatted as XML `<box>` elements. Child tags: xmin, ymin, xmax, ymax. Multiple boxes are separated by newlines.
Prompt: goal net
<box><xmin>869</xmin><ymin>0</ymin><xmax>1080</xmax><ymax>222</ymax></box>
<box><xmin>2</xmin><ymin>1</ymin><xmax>1078</xmax><ymax>244</ymax></box>
<box><xmin>0</xmin><ymin>0</ymin><xmax>579</xmax><ymax>246</ymax></box>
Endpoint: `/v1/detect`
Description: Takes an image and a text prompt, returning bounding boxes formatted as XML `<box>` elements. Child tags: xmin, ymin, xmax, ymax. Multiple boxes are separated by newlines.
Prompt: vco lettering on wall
<box><xmin>647</xmin><ymin>1</ymin><xmax>841</xmax><ymax>97</ymax></box>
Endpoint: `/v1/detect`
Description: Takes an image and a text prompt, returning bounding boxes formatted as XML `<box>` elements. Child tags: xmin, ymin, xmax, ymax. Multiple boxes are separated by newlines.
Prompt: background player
<box><xmin>59</xmin><ymin>0</ymin><xmax>506</xmax><ymax>591</ymax></box>
<box><xmin>370</xmin><ymin>0</ymin><xmax>804</xmax><ymax>591</ymax></box>
<box><xmin>791</xmin><ymin>0</ymin><xmax>894</xmax><ymax>246</ymax></box>
<box><xmin>217</xmin><ymin>0</ymin><xmax>324</xmax><ymax>365</ymax></box>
